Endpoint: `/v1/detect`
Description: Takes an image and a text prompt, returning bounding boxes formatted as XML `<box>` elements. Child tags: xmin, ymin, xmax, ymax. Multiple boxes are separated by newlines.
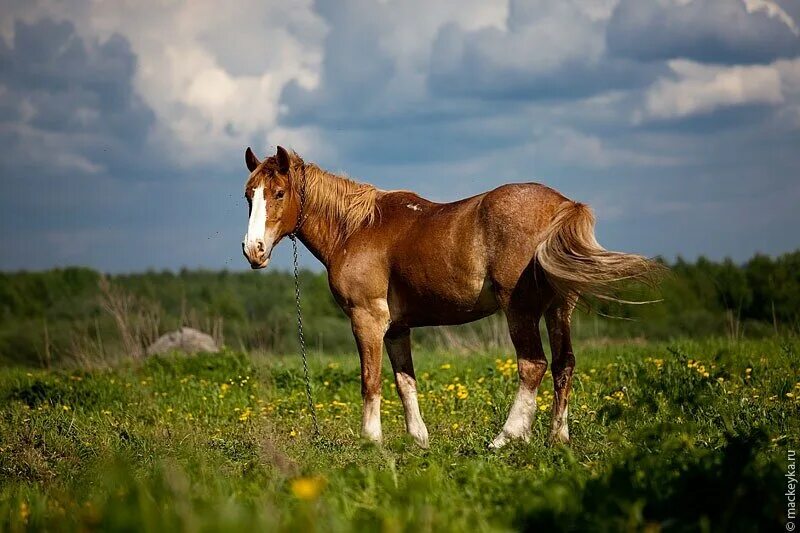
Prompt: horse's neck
<box><xmin>296</xmin><ymin>213</ymin><xmax>342</xmax><ymax>268</ymax></box>
<box><xmin>295</xmin><ymin>171</ymin><xmax>348</xmax><ymax>268</ymax></box>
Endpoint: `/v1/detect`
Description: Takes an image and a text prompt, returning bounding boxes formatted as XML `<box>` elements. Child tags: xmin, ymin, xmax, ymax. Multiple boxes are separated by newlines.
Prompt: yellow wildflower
<box><xmin>19</xmin><ymin>502</ymin><xmax>29</xmax><ymax>524</ymax></box>
<box><xmin>290</xmin><ymin>476</ymin><xmax>326</xmax><ymax>501</ymax></box>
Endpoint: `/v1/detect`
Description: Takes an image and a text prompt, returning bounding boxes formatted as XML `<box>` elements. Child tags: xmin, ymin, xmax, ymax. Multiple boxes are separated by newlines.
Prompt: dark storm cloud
<box><xmin>0</xmin><ymin>18</ymin><xmax>153</xmax><ymax>144</ymax></box>
<box><xmin>279</xmin><ymin>0</ymin><xmax>397</xmax><ymax>128</ymax></box>
<box><xmin>428</xmin><ymin>21</ymin><xmax>665</xmax><ymax>101</ymax></box>
<box><xmin>607</xmin><ymin>0</ymin><xmax>800</xmax><ymax>65</ymax></box>
<box><xmin>0</xmin><ymin>17</ymin><xmax>160</xmax><ymax>192</ymax></box>
<box><xmin>0</xmin><ymin>18</ymin><xmax>184</xmax><ymax>271</ymax></box>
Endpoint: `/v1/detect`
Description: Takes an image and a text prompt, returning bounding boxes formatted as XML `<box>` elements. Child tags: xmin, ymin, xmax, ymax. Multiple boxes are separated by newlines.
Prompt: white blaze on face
<box><xmin>244</xmin><ymin>186</ymin><xmax>271</xmax><ymax>263</ymax></box>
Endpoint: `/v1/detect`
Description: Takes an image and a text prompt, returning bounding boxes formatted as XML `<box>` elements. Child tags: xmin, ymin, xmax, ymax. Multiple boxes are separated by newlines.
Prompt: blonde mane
<box><xmin>246</xmin><ymin>153</ymin><xmax>379</xmax><ymax>243</ymax></box>
<box><xmin>298</xmin><ymin>163</ymin><xmax>379</xmax><ymax>242</ymax></box>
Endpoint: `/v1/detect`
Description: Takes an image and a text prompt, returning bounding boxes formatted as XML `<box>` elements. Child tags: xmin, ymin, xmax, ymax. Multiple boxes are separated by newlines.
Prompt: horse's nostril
<box><xmin>257</xmin><ymin>241</ymin><xmax>265</xmax><ymax>252</ymax></box>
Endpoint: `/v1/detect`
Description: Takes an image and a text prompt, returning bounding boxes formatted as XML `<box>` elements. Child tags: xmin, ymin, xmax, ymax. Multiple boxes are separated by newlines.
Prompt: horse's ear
<box><xmin>276</xmin><ymin>146</ymin><xmax>291</xmax><ymax>174</ymax></box>
<box><xmin>245</xmin><ymin>147</ymin><xmax>260</xmax><ymax>172</ymax></box>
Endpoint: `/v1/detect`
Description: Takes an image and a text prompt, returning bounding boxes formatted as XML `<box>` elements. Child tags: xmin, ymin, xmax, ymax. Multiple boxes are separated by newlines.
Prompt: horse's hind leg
<box><xmin>545</xmin><ymin>296</ymin><xmax>577</xmax><ymax>444</ymax></box>
<box><xmin>490</xmin><ymin>308</ymin><xmax>548</xmax><ymax>449</ymax></box>
<box><xmin>385</xmin><ymin>328</ymin><xmax>429</xmax><ymax>448</ymax></box>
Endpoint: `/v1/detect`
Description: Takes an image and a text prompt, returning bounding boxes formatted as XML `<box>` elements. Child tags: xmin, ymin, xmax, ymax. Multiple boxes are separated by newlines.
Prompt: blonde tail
<box><xmin>535</xmin><ymin>201</ymin><xmax>664</xmax><ymax>304</ymax></box>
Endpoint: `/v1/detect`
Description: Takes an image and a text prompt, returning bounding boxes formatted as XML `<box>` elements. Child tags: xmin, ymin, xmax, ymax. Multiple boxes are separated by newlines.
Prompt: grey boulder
<box><xmin>146</xmin><ymin>327</ymin><xmax>219</xmax><ymax>356</ymax></box>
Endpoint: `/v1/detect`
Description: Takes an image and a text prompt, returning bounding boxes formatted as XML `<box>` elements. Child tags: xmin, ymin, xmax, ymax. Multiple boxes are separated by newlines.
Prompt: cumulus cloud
<box><xmin>607</xmin><ymin>0</ymin><xmax>800</xmax><ymax>64</ymax></box>
<box><xmin>0</xmin><ymin>18</ymin><xmax>155</xmax><ymax>178</ymax></box>
<box><xmin>636</xmin><ymin>59</ymin><xmax>785</xmax><ymax>121</ymax></box>
<box><xmin>428</xmin><ymin>0</ymin><xmax>663</xmax><ymax>100</ymax></box>
<box><xmin>280</xmin><ymin>0</ymin><xmax>507</xmax><ymax>131</ymax></box>
<box><xmin>82</xmin><ymin>0</ymin><xmax>327</xmax><ymax>166</ymax></box>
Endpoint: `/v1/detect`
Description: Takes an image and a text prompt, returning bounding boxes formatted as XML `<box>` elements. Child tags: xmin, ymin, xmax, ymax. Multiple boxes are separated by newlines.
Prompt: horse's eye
<box><xmin>275</xmin><ymin>190</ymin><xmax>285</xmax><ymax>200</ymax></box>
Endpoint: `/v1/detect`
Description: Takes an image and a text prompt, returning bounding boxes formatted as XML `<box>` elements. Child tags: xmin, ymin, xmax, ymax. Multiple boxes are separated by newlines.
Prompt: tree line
<box><xmin>0</xmin><ymin>251</ymin><xmax>798</xmax><ymax>366</ymax></box>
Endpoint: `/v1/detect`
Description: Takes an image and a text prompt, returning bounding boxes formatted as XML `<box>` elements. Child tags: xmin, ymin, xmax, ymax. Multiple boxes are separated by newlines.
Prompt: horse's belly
<box><xmin>388</xmin><ymin>276</ymin><xmax>499</xmax><ymax>327</ymax></box>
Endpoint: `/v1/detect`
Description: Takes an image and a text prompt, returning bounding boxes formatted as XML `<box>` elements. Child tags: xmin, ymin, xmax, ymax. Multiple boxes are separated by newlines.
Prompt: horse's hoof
<box><xmin>489</xmin><ymin>430</ymin><xmax>530</xmax><ymax>449</ymax></box>
<box><xmin>412</xmin><ymin>432</ymin><xmax>429</xmax><ymax>449</ymax></box>
<box><xmin>361</xmin><ymin>430</ymin><xmax>383</xmax><ymax>446</ymax></box>
<box><xmin>548</xmin><ymin>425</ymin><xmax>570</xmax><ymax>445</ymax></box>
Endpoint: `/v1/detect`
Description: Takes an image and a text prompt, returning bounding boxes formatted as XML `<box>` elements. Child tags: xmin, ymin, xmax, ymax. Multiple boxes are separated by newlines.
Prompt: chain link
<box><xmin>289</xmin><ymin>168</ymin><xmax>319</xmax><ymax>436</ymax></box>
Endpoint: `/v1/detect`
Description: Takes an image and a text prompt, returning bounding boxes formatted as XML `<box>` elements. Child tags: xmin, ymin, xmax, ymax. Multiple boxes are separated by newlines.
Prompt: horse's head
<box><xmin>241</xmin><ymin>146</ymin><xmax>302</xmax><ymax>269</ymax></box>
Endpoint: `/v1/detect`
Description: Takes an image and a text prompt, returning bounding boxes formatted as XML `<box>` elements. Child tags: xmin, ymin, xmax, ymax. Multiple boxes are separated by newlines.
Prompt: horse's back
<box><xmin>367</xmin><ymin>184</ymin><xmax>568</xmax><ymax>325</ymax></box>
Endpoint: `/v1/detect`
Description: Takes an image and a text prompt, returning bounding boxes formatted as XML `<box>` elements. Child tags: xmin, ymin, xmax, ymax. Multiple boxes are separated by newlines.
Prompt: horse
<box><xmin>241</xmin><ymin>146</ymin><xmax>660</xmax><ymax>449</ymax></box>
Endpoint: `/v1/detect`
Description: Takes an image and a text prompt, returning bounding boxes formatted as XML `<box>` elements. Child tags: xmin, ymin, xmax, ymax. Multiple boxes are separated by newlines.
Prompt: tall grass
<box><xmin>0</xmin><ymin>337</ymin><xmax>797</xmax><ymax>531</ymax></box>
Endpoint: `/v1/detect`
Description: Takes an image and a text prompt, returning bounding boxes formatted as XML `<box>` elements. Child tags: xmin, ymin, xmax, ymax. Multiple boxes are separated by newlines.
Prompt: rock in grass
<box><xmin>146</xmin><ymin>327</ymin><xmax>219</xmax><ymax>356</ymax></box>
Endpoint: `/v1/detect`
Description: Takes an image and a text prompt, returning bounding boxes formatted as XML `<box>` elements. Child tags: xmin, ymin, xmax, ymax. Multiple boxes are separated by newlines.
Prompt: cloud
<box><xmin>280</xmin><ymin>0</ymin><xmax>508</xmax><ymax>131</ymax></box>
<box><xmin>636</xmin><ymin>59</ymin><xmax>785</xmax><ymax>121</ymax></box>
<box><xmin>607</xmin><ymin>0</ymin><xmax>800</xmax><ymax>65</ymax></box>
<box><xmin>427</xmin><ymin>0</ymin><xmax>664</xmax><ymax>101</ymax></box>
<box><xmin>743</xmin><ymin>0</ymin><xmax>799</xmax><ymax>36</ymax></box>
<box><xmin>0</xmin><ymin>18</ymin><xmax>156</xmax><ymax>178</ymax></box>
<box><xmin>83</xmin><ymin>0</ymin><xmax>326</xmax><ymax>166</ymax></box>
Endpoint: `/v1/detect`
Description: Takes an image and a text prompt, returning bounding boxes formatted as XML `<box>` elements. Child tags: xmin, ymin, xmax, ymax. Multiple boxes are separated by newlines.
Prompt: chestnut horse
<box><xmin>242</xmin><ymin>146</ymin><xmax>658</xmax><ymax>449</ymax></box>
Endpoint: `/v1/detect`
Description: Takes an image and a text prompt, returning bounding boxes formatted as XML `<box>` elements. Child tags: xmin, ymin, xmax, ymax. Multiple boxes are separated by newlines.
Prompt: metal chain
<box><xmin>289</xmin><ymin>167</ymin><xmax>319</xmax><ymax>436</ymax></box>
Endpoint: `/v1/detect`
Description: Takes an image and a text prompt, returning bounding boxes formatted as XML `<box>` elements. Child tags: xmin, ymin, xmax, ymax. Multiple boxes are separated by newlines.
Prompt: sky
<box><xmin>0</xmin><ymin>0</ymin><xmax>799</xmax><ymax>272</ymax></box>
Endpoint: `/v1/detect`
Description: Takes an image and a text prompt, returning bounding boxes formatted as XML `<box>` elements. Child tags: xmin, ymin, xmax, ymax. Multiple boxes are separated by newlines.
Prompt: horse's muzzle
<box><xmin>242</xmin><ymin>240</ymin><xmax>270</xmax><ymax>269</ymax></box>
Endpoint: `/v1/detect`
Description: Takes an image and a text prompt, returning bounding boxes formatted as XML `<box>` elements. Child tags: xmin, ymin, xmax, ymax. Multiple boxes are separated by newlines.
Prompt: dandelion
<box><xmin>440</xmin><ymin>363</ymin><xmax>451</xmax><ymax>370</ymax></box>
<box><xmin>452</xmin><ymin>423</ymin><xmax>459</xmax><ymax>430</ymax></box>
<box><xmin>290</xmin><ymin>429</ymin><xmax>297</xmax><ymax>438</ymax></box>
<box><xmin>290</xmin><ymin>476</ymin><xmax>326</xmax><ymax>501</ymax></box>
<box><xmin>538</xmin><ymin>403</ymin><xmax>548</xmax><ymax>411</ymax></box>
<box><xmin>62</xmin><ymin>405</ymin><xmax>70</xmax><ymax>411</ymax></box>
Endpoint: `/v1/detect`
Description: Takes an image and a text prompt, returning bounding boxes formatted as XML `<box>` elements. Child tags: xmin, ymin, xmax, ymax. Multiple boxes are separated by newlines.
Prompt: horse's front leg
<box><xmin>385</xmin><ymin>328</ymin><xmax>429</xmax><ymax>448</ymax></box>
<box><xmin>350</xmin><ymin>303</ymin><xmax>390</xmax><ymax>444</ymax></box>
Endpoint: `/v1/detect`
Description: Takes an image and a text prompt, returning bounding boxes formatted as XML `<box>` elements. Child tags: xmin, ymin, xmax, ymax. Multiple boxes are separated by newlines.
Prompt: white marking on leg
<box><xmin>361</xmin><ymin>395</ymin><xmax>382</xmax><ymax>443</ymax></box>
<box><xmin>396</xmin><ymin>371</ymin><xmax>429</xmax><ymax>448</ymax></box>
<box><xmin>551</xmin><ymin>406</ymin><xmax>569</xmax><ymax>443</ymax></box>
<box><xmin>490</xmin><ymin>385</ymin><xmax>537</xmax><ymax>449</ymax></box>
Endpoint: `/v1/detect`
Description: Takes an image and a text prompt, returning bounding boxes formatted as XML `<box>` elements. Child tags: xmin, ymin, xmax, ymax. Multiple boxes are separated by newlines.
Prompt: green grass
<box><xmin>1</xmin><ymin>337</ymin><xmax>798</xmax><ymax>531</ymax></box>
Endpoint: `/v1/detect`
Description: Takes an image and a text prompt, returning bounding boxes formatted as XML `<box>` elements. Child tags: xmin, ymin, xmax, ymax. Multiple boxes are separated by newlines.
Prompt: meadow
<box><xmin>1</xmin><ymin>336</ymin><xmax>798</xmax><ymax>531</ymax></box>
